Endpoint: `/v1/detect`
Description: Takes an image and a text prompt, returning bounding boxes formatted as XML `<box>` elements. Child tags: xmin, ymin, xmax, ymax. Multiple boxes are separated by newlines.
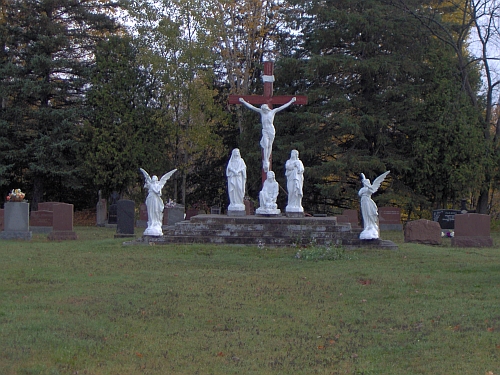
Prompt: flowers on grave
<box><xmin>165</xmin><ymin>199</ymin><xmax>176</xmax><ymax>208</ymax></box>
<box><xmin>6</xmin><ymin>188</ymin><xmax>26</xmax><ymax>202</ymax></box>
<box><xmin>441</xmin><ymin>231</ymin><xmax>454</xmax><ymax>238</ymax></box>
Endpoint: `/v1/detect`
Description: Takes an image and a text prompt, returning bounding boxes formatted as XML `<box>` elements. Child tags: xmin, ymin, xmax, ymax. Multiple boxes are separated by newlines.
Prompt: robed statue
<box><xmin>358</xmin><ymin>171</ymin><xmax>390</xmax><ymax>240</ymax></box>
<box><xmin>140</xmin><ymin>168</ymin><xmax>177</xmax><ymax>236</ymax></box>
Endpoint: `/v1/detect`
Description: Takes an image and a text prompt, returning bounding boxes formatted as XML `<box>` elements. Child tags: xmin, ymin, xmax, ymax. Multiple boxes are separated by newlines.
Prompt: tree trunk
<box><xmin>32</xmin><ymin>175</ymin><xmax>43</xmax><ymax>211</ymax></box>
<box><xmin>476</xmin><ymin>186</ymin><xmax>489</xmax><ymax>214</ymax></box>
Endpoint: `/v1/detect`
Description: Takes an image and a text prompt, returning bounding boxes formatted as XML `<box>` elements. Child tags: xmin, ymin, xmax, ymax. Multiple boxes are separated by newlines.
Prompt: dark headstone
<box><xmin>432</xmin><ymin>209</ymin><xmax>461</xmax><ymax>229</ymax></box>
<box><xmin>1</xmin><ymin>201</ymin><xmax>32</xmax><ymax>240</ymax></box>
<box><xmin>48</xmin><ymin>203</ymin><xmax>77</xmax><ymax>240</ymax></box>
<box><xmin>0</xmin><ymin>209</ymin><xmax>4</xmax><ymax>231</ymax></box>
<box><xmin>115</xmin><ymin>199</ymin><xmax>135</xmax><ymax>238</ymax></box>
<box><xmin>108</xmin><ymin>204</ymin><xmax>117</xmax><ymax>225</ymax></box>
<box><xmin>451</xmin><ymin>213</ymin><xmax>493</xmax><ymax>247</ymax></box>
<box><xmin>379</xmin><ymin>207</ymin><xmax>403</xmax><ymax>231</ymax></box>
<box><xmin>404</xmin><ymin>219</ymin><xmax>442</xmax><ymax>245</ymax></box>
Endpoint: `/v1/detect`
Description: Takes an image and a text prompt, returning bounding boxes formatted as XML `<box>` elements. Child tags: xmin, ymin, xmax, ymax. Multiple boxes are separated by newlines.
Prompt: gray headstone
<box><xmin>96</xmin><ymin>199</ymin><xmax>107</xmax><ymax>227</ymax></box>
<box><xmin>115</xmin><ymin>199</ymin><xmax>135</xmax><ymax>237</ymax></box>
<box><xmin>1</xmin><ymin>201</ymin><xmax>32</xmax><ymax>240</ymax></box>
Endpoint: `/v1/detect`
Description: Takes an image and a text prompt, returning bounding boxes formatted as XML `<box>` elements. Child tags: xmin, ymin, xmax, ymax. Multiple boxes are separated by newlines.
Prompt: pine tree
<box><xmin>0</xmin><ymin>0</ymin><xmax>118</xmax><ymax>208</ymax></box>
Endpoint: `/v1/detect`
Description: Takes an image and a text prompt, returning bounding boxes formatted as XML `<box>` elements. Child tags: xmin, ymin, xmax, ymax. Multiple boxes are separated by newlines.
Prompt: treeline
<box><xmin>1</xmin><ymin>0</ymin><xmax>499</xmax><ymax>219</ymax></box>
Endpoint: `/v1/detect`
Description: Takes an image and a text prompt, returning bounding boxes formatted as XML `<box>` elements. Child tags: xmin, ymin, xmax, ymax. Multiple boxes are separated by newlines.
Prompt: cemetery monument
<box><xmin>140</xmin><ymin>168</ymin><xmax>177</xmax><ymax>236</ymax></box>
<box><xmin>226</xmin><ymin>148</ymin><xmax>247</xmax><ymax>216</ymax></box>
<box><xmin>256</xmin><ymin>171</ymin><xmax>280</xmax><ymax>215</ymax></box>
<box><xmin>285</xmin><ymin>149</ymin><xmax>304</xmax><ymax>216</ymax></box>
<box><xmin>358</xmin><ymin>171</ymin><xmax>390</xmax><ymax>240</ymax></box>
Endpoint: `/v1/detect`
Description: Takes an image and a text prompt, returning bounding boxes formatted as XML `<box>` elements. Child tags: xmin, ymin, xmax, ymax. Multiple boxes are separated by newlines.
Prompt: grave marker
<box><xmin>379</xmin><ymin>207</ymin><xmax>403</xmax><ymax>231</ymax></box>
<box><xmin>0</xmin><ymin>201</ymin><xmax>32</xmax><ymax>240</ymax></box>
<box><xmin>451</xmin><ymin>213</ymin><xmax>493</xmax><ymax>247</ymax></box>
<box><xmin>48</xmin><ymin>203</ymin><xmax>77</xmax><ymax>240</ymax></box>
<box><xmin>432</xmin><ymin>209</ymin><xmax>461</xmax><ymax>230</ymax></box>
<box><xmin>115</xmin><ymin>199</ymin><xmax>135</xmax><ymax>238</ymax></box>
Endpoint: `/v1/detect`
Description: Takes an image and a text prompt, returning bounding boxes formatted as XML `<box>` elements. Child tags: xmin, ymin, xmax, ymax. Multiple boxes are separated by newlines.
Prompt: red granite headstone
<box><xmin>404</xmin><ymin>219</ymin><xmax>442</xmax><ymax>245</ymax></box>
<box><xmin>38</xmin><ymin>202</ymin><xmax>58</xmax><ymax>212</ymax></box>
<box><xmin>379</xmin><ymin>207</ymin><xmax>403</xmax><ymax>231</ymax></box>
<box><xmin>342</xmin><ymin>209</ymin><xmax>361</xmax><ymax>229</ymax></box>
<box><xmin>30</xmin><ymin>210</ymin><xmax>53</xmax><ymax>227</ymax></box>
<box><xmin>48</xmin><ymin>203</ymin><xmax>77</xmax><ymax>240</ymax></box>
<box><xmin>451</xmin><ymin>213</ymin><xmax>493</xmax><ymax>247</ymax></box>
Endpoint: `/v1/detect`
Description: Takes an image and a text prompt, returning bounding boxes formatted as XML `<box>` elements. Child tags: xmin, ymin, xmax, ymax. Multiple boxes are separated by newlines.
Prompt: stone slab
<box><xmin>52</xmin><ymin>203</ymin><xmax>74</xmax><ymax>231</ymax></box>
<box><xmin>404</xmin><ymin>219</ymin><xmax>442</xmax><ymax>245</ymax></box>
<box><xmin>379</xmin><ymin>207</ymin><xmax>403</xmax><ymax>231</ymax></box>
<box><xmin>116</xmin><ymin>200</ymin><xmax>135</xmax><ymax>236</ymax></box>
<box><xmin>451</xmin><ymin>213</ymin><xmax>493</xmax><ymax>247</ymax></box>
<box><xmin>30</xmin><ymin>210</ymin><xmax>53</xmax><ymax>227</ymax></box>
<box><xmin>48</xmin><ymin>231</ymin><xmax>77</xmax><ymax>240</ymax></box>
<box><xmin>451</xmin><ymin>236</ymin><xmax>493</xmax><ymax>247</ymax></box>
<box><xmin>0</xmin><ymin>209</ymin><xmax>4</xmax><ymax>231</ymax></box>
<box><xmin>1</xmin><ymin>230</ymin><xmax>32</xmax><ymax>240</ymax></box>
<box><xmin>342</xmin><ymin>209</ymin><xmax>361</xmax><ymax>228</ymax></box>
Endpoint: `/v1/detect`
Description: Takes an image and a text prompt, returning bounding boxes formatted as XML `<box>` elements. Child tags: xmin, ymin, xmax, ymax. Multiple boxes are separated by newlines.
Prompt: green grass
<box><xmin>1</xmin><ymin>227</ymin><xmax>499</xmax><ymax>374</ymax></box>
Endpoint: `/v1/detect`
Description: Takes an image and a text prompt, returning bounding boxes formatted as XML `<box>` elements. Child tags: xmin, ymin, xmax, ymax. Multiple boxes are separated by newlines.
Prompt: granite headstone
<box><xmin>115</xmin><ymin>199</ymin><xmax>135</xmax><ymax>238</ymax></box>
<box><xmin>1</xmin><ymin>201</ymin><xmax>32</xmax><ymax>240</ymax></box>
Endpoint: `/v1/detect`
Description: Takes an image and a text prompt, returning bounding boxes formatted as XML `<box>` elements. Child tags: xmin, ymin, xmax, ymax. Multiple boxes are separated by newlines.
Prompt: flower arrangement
<box><xmin>6</xmin><ymin>188</ymin><xmax>26</xmax><ymax>202</ymax></box>
<box><xmin>165</xmin><ymin>199</ymin><xmax>176</xmax><ymax>208</ymax></box>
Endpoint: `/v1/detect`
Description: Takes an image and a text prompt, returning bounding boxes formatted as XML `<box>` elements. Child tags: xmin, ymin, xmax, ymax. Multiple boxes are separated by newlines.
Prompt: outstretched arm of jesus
<box><xmin>238</xmin><ymin>97</ymin><xmax>261</xmax><ymax>112</ymax></box>
<box><xmin>273</xmin><ymin>97</ymin><xmax>296</xmax><ymax>113</ymax></box>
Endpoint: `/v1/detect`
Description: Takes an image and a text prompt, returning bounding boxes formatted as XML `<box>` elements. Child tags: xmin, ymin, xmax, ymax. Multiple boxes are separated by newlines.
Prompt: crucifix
<box><xmin>229</xmin><ymin>61</ymin><xmax>307</xmax><ymax>184</ymax></box>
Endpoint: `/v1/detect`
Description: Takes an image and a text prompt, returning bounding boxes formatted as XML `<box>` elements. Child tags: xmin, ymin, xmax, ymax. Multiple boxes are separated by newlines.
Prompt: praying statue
<box><xmin>226</xmin><ymin>148</ymin><xmax>247</xmax><ymax>212</ymax></box>
<box><xmin>285</xmin><ymin>149</ymin><xmax>304</xmax><ymax>213</ymax></box>
<box><xmin>358</xmin><ymin>171</ymin><xmax>390</xmax><ymax>240</ymax></box>
<box><xmin>239</xmin><ymin>96</ymin><xmax>296</xmax><ymax>172</ymax></box>
<box><xmin>139</xmin><ymin>168</ymin><xmax>177</xmax><ymax>236</ymax></box>
<box><xmin>256</xmin><ymin>171</ymin><xmax>281</xmax><ymax>215</ymax></box>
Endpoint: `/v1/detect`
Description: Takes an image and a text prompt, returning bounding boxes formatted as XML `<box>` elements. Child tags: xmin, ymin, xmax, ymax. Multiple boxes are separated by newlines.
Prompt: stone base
<box><xmin>451</xmin><ymin>236</ymin><xmax>493</xmax><ymax>247</ymax></box>
<box><xmin>1</xmin><ymin>231</ymin><xmax>32</xmax><ymax>240</ymax></box>
<box><xmin>114</xmin><ymin>233</ymin><xmax>136</xmax><ymax>238</ymax></box>
<box><xmin>256</xmin><ymin>208</ymin><xmax>281</xmax><ymax>216</ymax></box>
<box><xmin>30</xmin><ymin>226</ymin><xmax>52</xmax><ymax>233</ymax></box>
<box><xmin>48</xmin><ymin>231</ymin><xmax>77</xmax><ymax>240</ymax></box>
<box><xmin>227</xmin><ymin>209</ymin><xmax>246</xmax><ymax>217</ymax></box>
<box><xmin>380</xmin><ymin>224</ymin><xmax>403</xmax><ymax>231</ymax></box>
<box><xmin>286</xmin><ymin>211</ymin><xmax>305</xmax><ymax>218</ymax></box>
<box><xmin>123</xmin><ymin>215</ymin><xmax>398</xmax><ymax>250</ymax></box>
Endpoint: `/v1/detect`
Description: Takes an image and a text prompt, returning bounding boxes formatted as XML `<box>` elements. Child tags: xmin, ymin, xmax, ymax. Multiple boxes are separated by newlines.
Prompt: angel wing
<box><xmin>158</xmin><ymin>168</ymin><xmax>177</xmax><ymax>188</ymax></box>
<box><xmin>139</xmin><ymin>168</ymin><xmax>152</xmax><ymax>184</ymax></box>
<box><xmin>371</xmin><ymin>170</ymin><xmax>390</xmax><ymax>193</ymax></box>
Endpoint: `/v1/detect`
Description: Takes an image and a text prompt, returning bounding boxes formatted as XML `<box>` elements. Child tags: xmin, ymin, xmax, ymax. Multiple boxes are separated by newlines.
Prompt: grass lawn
<box><xmin>1</xmin><ymin>227</ymin><xmax>499</xmax><ymax>374</ymax></box>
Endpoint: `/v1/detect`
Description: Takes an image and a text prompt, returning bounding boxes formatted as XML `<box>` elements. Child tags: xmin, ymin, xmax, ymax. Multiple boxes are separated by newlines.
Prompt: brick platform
<box><xmin>125</xmin><ymin>214</ymin><xmax>397</xmax><ymax>249</ymax></box>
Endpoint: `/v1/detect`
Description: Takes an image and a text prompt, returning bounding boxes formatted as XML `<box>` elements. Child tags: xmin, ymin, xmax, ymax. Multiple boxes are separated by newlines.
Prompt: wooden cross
<box><xmin>229</xmin><ymin>61</ymin><xmax>307</xmax><ymax>183</ymax></box>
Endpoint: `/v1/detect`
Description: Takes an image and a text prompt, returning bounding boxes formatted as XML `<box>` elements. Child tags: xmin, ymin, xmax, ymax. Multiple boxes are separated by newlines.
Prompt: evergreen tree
<box><xmin>0</xmin><ymin>0</ymin><xmax>118</xmax><ymax>208</ymax></box>
<box><xmin>274</xmin><ymin>0</ymin><xmax>484</xmax><ymax>216</ymax></box>
<box><xmin>82</xmin><ymin>35</ymin><xmax>164</xmax><ymax>200</ymax></box>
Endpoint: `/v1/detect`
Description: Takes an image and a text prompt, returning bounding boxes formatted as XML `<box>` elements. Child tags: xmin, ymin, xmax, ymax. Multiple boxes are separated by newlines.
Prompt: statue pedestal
<box><xmin>256</xmin><ymin>207</ymin><xmax>281</xmax><ymax>216</ymax></box>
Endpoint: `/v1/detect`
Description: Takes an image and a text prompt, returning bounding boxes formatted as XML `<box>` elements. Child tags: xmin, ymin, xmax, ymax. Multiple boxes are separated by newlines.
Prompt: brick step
<box><xmin>127</xmin><ymin>214</ymin><xmax>397</xmax><ymax>249</ymax></box>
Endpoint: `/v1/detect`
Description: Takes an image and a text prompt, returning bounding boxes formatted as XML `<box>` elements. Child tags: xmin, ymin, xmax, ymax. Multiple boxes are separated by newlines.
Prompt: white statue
<box><xmin>239</xmin><ymin>96</ymin><xmax>296</xmax><ymax>172</ymax></box>
<box><xmin>256</xmin><ymin>171</ymin><xmax>281</xmax><ymax>215</ymax></box>
<box><xmin>226</xmin><ymin>148</ymin><xmax>247</xmax><ymax>211</ymax></box>
<box><xmin>285</xmin><ymin>149</ymin><xmax>304</xmax><ymax>213</ymax></box>
<box><xmin>358</xmin><ymin>171</ymin><xmax>390</xmax><ymax>240</ymax></box>
<box><xmin>139</xmin><ymin>168</ymin><xmax>177</xmax><ymax>236</ymax></box>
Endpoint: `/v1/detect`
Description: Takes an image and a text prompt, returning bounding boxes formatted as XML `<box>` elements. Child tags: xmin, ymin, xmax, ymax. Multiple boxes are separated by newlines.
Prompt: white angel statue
<box><xmin>358</xmin><ymin>171</ymin><xmax>390</xmax><ymax>240</ymax></box>
<box><xmin>140</xmin><ymin>168</ymin><xmax>177</xmax><ymax>236</ymax></box>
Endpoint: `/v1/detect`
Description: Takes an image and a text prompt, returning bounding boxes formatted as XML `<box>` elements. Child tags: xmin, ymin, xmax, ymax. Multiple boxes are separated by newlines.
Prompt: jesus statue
<box><xmin>239</xmin><ymin>96</ymin><xmax>296</xmax><ymax>172</ymax></box>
